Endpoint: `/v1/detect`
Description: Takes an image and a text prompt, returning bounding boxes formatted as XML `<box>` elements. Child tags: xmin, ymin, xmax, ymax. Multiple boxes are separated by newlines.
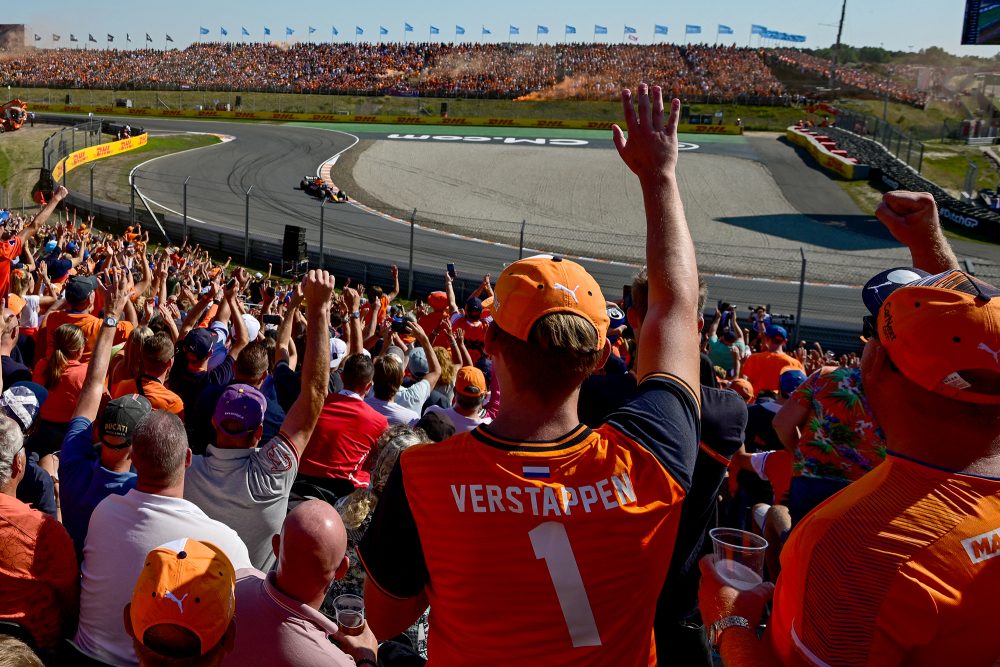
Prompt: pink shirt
<box><xmin>225</xmin><ymin>569</ymin><xmax>356</xmax><ymax>667</ymax></box>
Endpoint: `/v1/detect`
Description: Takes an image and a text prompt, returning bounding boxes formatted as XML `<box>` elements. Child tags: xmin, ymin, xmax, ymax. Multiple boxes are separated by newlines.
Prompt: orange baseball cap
<box><xmin>456</xmin><ymin>365</ymin><xmax>487</xmax><ymax>398</ymax></box>
<box><xmin>427</xmin><ymin>291</ymin><xmax>449</xmax><ymax>311</ymax></box>
<box><xmin>729</xmin><ymin>378</ymin><xmax>755</xmax><ymax>404</ymax></box>
<box><xmin>491</xmin><ymin>255</ymin><xmax>609</xmax><ymax>349</ymax></box>
<box><xmin>6</xmin><ymin>293</ymin><xmax>25</xmax><ymax>316</ymax></box>
<box><xmin>130</xmin><ymin>538</ymin><xmax>235</xmax><ymax>656</ymax></box>
<box><xmin>866</xmin><ymin>268</ymin><xmax>1000</xmax><ymax>404</ymax></box>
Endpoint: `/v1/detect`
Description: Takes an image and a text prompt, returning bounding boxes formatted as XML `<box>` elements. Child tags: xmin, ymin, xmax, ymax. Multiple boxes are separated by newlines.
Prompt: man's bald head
<box><xmin>272</xmin><ymin>500</ymin><xmax>349</xmax><ymax>609</ymax></box>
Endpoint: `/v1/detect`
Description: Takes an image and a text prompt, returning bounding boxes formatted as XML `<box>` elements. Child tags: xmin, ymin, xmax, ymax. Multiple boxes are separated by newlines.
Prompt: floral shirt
<box><xmin>789</xmin><ymin>366</ymin><xmax>887</xmax><ymax>482</ymax></box>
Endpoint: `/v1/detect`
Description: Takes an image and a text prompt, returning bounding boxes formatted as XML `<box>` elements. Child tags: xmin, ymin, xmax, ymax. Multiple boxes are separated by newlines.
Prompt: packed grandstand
<box><xmin>0</xmin><ymin>28</ymin><xmax>994</xmax><ymax>667</ymax></box>
<box><xmin>0</xmin><ymin>43</ymin><xmax>927</xmax><ymax>105</ymax></box>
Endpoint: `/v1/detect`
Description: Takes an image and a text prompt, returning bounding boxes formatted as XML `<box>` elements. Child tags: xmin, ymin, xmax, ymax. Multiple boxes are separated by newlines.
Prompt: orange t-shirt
<box><xmin>740</xmin><ymin>351</ymin><xmax>803</xmax><ymax>394</ymax></box>
<box><xmin>112</xmin><ymin>377</ymin><xmax>185</xmax><ymax>416</ymax></box>
<box><xmin>0</xmin><ymin>494</ymin><xmax>78</xmax><ymax>649</ymax></box>
<box><xmin>37</xmin><ymin>311</ymin><xmax>133</xmax><ymax>363</ymax></box>
<box><xmin>0</xmin><ymin>236</ymin><xmax>23</xmax><ymax>302</ymax></box>
<box><xmin>452</xmin><ymin>316</ymin><xmax>489</xmax><ymax>363</ymax></box>
<box><xmin>417</xmin><ymin>310</ymin><xmax>451</xmax><ymax>349</ymax></box>
<box><xmin>769</xmin><ymin>454</ymin><xmax>1000</xmax><ymax>666</ymax></box>
<box><xmin>32</xmin><ymin>358</ymin><xmax>89</xmax><ymax>423</ymax></box>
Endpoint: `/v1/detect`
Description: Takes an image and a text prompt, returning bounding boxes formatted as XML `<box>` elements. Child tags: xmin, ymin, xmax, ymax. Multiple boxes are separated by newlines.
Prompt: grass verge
<box><xmin>63</xmin><ymin>134</ymin><xmax>221</xmax><ymax>204</ymax></box>
<box><xmin>0</xmin><ymin>124</ymin><xmax>62</xmax><ymax>207</ymax></box>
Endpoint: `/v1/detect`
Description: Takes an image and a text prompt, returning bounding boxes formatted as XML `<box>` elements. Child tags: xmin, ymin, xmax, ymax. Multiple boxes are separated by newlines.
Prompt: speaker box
<box><xmin>65</xmin><ymin>94</ymin><xmax>72</xmax><ymax>104</ymax></box>
<box><xmin>440</xmin><ymin>102</ymin><xmax>448</xmax><ymax>116</ymax></box>
<box><xmin>235</xmin><ymin>95</ymin><xmax>242</xmax><ymax>108</ymax></box>
<box><xmin>282</xmin><ymin>225</ymin><xmax>307</xmax><ymax>263</ymax></box>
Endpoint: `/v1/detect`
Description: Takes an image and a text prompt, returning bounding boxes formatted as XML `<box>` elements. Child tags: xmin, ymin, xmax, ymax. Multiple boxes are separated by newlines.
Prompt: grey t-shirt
<box><xmin>184</xmin><ymin>434</ymin><xmax>298</xmax><ymax>571</ymax></box>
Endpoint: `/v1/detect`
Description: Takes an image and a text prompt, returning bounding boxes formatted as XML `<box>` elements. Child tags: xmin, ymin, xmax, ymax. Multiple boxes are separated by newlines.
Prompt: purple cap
<box><xmin>212</xmin><ymin>384</ymin><xmax>267</xmax><ymax>436</ymax></box>
<box><xmin>183</xmin><ymin>328</ymin><xmax>215</xmax><ymax>359</ymax></box>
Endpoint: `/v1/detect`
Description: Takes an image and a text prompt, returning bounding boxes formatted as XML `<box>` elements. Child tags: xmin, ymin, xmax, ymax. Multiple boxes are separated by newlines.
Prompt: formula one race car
<box><xmin>0</xmin><ymin>99</ymin><xmax>29</xmax><ymax>133</ymax></box>
<box><xmin>299</xmin><ymin>176</ymin><xmax>348</xmax><ymax>202</ymax></box>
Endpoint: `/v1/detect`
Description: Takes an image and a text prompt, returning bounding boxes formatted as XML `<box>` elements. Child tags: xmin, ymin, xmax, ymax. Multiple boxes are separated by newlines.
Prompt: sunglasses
<box><xmin>862</xmin><ymin>315</ymin><xmax>878</xmax><ymax>342</ymax></box>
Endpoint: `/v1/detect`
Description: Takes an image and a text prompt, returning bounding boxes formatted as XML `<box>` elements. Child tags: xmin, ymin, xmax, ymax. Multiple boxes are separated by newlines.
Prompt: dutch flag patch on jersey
<box><xmin>522</xmin><ymin>465</ymin><xmax>551</xmax><ymax>479</ymax></box>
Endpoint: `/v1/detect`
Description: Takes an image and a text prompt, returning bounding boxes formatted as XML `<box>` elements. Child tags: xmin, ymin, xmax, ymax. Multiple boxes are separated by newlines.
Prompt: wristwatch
<box><xmin>350</xmin><ymin>311</ymin><xmax>361</xmax><ymax>320</ymax></box>
<box><xmin>103</xmin><ymin>316</ymin><xmax>118</xmax><ymax>328</ymax></box>
<box><xmin>708</xmin><ymin>615</ymin><xmax>751</xmax><ymax>648</ymax></box>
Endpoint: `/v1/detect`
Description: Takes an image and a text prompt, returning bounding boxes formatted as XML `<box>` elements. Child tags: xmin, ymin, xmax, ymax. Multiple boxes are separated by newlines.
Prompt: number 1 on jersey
<box><xmin>529</xmin><ymin>522</ymin><xmax>602</xmax><ymax>647</ymax></box>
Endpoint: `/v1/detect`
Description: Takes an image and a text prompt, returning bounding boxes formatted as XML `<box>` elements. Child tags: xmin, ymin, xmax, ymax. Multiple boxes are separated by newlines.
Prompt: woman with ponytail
<box><xmin>29</xmin><ymin>323</ymin><xmax>88</xmax><ymax>464</ymax></box>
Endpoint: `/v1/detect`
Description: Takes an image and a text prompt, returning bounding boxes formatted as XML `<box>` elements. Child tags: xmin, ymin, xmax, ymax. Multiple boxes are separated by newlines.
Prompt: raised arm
<box><xmin>280</xmin><ymin>270</ymin><xmax>334</xmax><ymax>456</ymax></box>
<box><xmin>613</xmin><ymin>84</ymin><xmax>700</xmax><ymax>391</ymax></box>
<box><xmin>408</xmin><ymin>321</ymin><xmax>441</xmax><ymax>389</ymax></box>
<box><xmin>275</xmin><ymin>285</ymin><xmax>304</xmax><ymax>365</ymax></box>
<box><xmin>343</xmin><ymin>288</ymin><xmax>364</xmax><ymax>356</ymax></box>
<box><xmin>224</xmin><ymin>282</ymin><xmax>249</xmax><ymax>360</ymax></box>
<box><xmin>386</xmin><ymin>264</ymin><xmax>400</xmax><ymax>302</ymax></box>
<box><xmin>875</xmin><ymin>191</ymin><xmax>959</xmax><ymax>274</ymax></box>
<box><xmin>73</xmin><ymin>270</ymin><xmax>133</xmax><ymax>421</ymax></box>
<box><xmin>20</xmin><ymin>186</ymin><xmax>68</xmax><ymax>241</ymax></box>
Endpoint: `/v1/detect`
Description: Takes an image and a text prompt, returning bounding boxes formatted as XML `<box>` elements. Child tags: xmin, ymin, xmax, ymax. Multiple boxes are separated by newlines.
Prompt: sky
<box><xmin>7</xmin><ymin>0</ymin><xmax>999</xmax><ymax>57</ymax></box>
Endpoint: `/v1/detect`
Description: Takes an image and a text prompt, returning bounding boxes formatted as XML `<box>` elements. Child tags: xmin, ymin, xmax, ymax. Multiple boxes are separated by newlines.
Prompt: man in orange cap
<box><xmin>124</xmin><ymin>538</ymin><xmax>236</xmax><ymax>666</ymax></box>
<box><xmin>358</xmin><ymin>84</ymin><xmax>702</xmax><ymax>665</ymax></box>
<box><xmin>699</xmin><ymin>191</ymin><xmax>1000</xmax><ymax>666</ymax></box>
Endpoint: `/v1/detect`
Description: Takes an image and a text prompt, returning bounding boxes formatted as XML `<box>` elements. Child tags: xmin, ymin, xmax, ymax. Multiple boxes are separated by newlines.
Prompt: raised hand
<box><xmin>343</xmin><ymin>287</ymin><xmax>360</xmax><ymax>313</ymax></box>
<box><xmin>875</xmin><ymin>191</ymin><xmax>941</xmax><ymax>249</ymax></box>
<box><xmin>301</xmin><ymin>269</ymin><xmax>335</xmax><ymax>307</ymax></box>
<box><xmin>612</xmin><ymin>83</ymin><xmax>681</xmax><ymax>183</ymax></box>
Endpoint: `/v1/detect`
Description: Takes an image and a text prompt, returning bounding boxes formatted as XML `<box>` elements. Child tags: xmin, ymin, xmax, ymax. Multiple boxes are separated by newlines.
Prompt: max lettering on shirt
<box><xmin>450</xmin><ymin>473</ymin><xmax>637</xmax><ymax>516</ymax></box>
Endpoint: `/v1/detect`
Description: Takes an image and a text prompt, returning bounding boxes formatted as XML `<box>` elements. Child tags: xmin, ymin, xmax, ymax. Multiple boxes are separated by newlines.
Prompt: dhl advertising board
<box><xmin>785</xmin><ymin>126</ymin><xmax>869</xmax><ymax>180</ymax></box>
<box><xmin>51</xmin><ymin>133</ymin><xmax>148</xmax><ymax>181</ymax></box>
<box><xmin>31</xmin><ymin>103</ymin><xmax>743</xmax><ymax>135</ymax></box>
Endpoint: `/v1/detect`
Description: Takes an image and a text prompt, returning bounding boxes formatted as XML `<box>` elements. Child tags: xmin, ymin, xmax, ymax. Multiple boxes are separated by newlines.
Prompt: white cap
<box><xmin>241</xmin><ymin>313</ymin><xmax>261</xmax><ymax>341</ymax></box>
<box><xmin>330</xmin><ymin>337</ymin><xmax>348</xmax><ymax>369</ymax></box>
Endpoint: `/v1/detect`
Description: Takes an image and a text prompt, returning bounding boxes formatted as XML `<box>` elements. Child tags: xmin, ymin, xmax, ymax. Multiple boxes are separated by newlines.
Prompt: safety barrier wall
<box><xmin>50</xmin><ymin>133</ymin><xmax>148</xmax><ymax>181</ymax></box>
<box><xmin>28</xmin><ymin>102</ymin><xmax>743</xmax><ymax>134</ymax></box>
<box><xmin>785</xmin><ymin>126</ymin><xmax>869</xmax><ymax>180</ymax></box>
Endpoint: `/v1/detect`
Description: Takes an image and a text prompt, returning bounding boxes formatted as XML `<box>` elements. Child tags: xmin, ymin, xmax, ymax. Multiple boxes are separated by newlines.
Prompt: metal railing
<box><xmin>832</xmin><ymin>109</ymin><xmax>925</xmax><ymax>173</ymax></box>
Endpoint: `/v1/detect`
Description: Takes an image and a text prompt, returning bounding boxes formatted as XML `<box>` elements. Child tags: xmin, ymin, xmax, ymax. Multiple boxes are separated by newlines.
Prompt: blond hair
<box><xmin>337</xmin><ymin>425</ymin><xmax>428</xmax><ymax>530</ymax></box>
<box><xmin>434</xmin><ymin>346</ymin><xmax>455</xmax><ymax>386</ymax></box>
<box><xmin>43</xmin><ymin>324</ymin><xmax>85</xmax><ymax>389</ymax></box>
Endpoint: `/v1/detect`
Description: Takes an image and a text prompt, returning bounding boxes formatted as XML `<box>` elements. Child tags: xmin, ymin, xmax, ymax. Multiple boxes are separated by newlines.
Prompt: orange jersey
<box><xmin>37</xmin><ymin>310</ymin><xmax>133</xmax><ymax>363</ymax></box>
<box><xmin>417</xmin><ymin>310</ymin><xmax>451</xmax><ymax>349</ymax></box>
<box><xmin>452</xmin><ymin>316</ymin><xmax>488</xmax><ymax>363</ymax></box>
<box><xmin>769</xmin><ymin>453</ymin><xmax>1000</xmax><ymax>667</ymax></box>
<box><xmin>359</xmin><ymin>374</ymin><xmax>700</xmax><ymax>666</ymax></box>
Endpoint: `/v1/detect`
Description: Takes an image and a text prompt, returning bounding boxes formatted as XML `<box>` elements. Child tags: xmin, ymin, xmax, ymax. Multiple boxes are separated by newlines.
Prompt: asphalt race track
<box><xmin>123</xmin><ymin>117</ymin><xmax>895</xmax><ymax>336</ymax></box>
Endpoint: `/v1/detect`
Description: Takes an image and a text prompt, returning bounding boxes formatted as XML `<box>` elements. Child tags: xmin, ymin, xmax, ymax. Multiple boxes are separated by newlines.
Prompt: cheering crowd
<box><xmin>0</xmin><ymin>84</ymin><xmax>997</xmax><ymax>667</ymax></box>
<box><xmin>0</xmin><ymin>42</ymin><xmax>923</xmax><ymax>103</ymax></box>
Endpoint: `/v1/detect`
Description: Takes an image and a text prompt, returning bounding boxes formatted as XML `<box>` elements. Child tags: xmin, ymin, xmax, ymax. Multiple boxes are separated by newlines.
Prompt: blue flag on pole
<box><xmin>595</xmin><ymin>25</ymin><xmax>608</xmax><ymax>34</ymax></box>
<box><xmin>686</xmin><ymin>24</ymin><xmax>701</xmax><ymax>34</ymax></box>
<box><xmin>220</xmin><ymin>27</ymin><xmax>227</xmax><ymax>36</ymax></box>
<box><xmin>332</xmin><ymin>26</ymin><xmax>339</xmax><ymax>36</ymax></box>
<box><xmin>309</xmin><ymin>26</ymin><xmax>316</xmax><ymax>34</ymax></box>
<box><xmin>241</xmin><ymin>27</ymin><xmax>249</xmax><ymax>36</ymax></box>
<box><xmin>789</xmin><ymin>34</ymin><xmax>807</xmax><ymax>43</ymax></box>
<box><xmin>380</xmin><ymin>26</ymin><xmax>388</xmax><ymax>35</ymax></box>
<box><xmin>566</xmin><ymin>25</ymin><xmax>576</xmax><ymax>34</ymax></box>
<box><xmin>624</xmin><ymin>26</ymin><xmax>637</xmax><ymax>34</ymax></box>
<box><xmin>405</xmin><ymin>23</ymin><xmax>414</xmax><ymax>32</ymax></box>
<box><xmin>654</xmin><ymin>24</ymin><xmax>668</xmax><ymax>35</ymax></box>
<box><xmin>264</xmin><ymin>27</ymin><xmax>271</xmax><ymax>35</ymax></box>
<box><xmin>356</xmin><ymin>26</ymin><xmax>364</xmax><ymax>35</ymax></box>
<box><xmin>751</xmin><ymin>24</ymin><xmax>767</xmax><ymax>35</ymax></box>
<box><xmin>456</xmin><ymin>25</ymin><xmax>465</xmax><ymax>35</ymax></box>
<box><xmin>510</xmin><ymin>25</ymin><xmax>520</xmax><ymax>35</ymax></box>
<box><xmin>537</xmin><ymin>25</ymin><xmax>549</xmax><ymax>34</ymax></box>
<box><xmin>718</xmin><ymin>24</ymin><xmax>734</xmax><ymax>34</ymax></box>
<box><xmin>199</xmin><ymin>27</ymin><xmax>209</xmax><ymax>35</ymax></box>
<box><xmin>482</xmin><ymin>26</ymin><xmax>492</xmax><ymax>35</ymax></box>
<box><xmin>430</xmin><ymin>26</ymin><xmax>439</xmax><ymax>35</ymax></box>
<box><xmin>286</xmin><ymin>27</ymin><xmax>294</xmax><ymax>36</ymax></box>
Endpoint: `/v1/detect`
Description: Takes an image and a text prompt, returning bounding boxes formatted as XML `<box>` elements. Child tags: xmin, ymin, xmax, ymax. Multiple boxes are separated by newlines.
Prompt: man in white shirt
<box><xmin>74</xmin><ymin>410</ymin><xmax>251</xmax><ymax>667</ymax></box>
<box><xmin>368</xmin><ymin>323</ymin><xmax>441</xmax><ymax>419</ymax></box>
<box><xmin>424</xmin><ymin>366</ymin><xmax>491</xmax><ymax>434</ymax></box>
<box><xmin>184</xmin><ymin>270</ymin><xmax>335</xmax><ymax>571</ymax></box>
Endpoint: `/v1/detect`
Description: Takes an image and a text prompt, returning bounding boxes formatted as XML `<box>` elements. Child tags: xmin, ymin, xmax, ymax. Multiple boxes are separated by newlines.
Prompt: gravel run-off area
<box><xmin>348</xmin><ymin>138</ymin><xmax>919</xmax><ymax>285</ymax></box>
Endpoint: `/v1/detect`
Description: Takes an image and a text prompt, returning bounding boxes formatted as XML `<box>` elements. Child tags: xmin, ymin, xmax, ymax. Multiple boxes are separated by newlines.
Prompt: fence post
<box><xmin>183</xmin><ymin>176</ymin><xmax>190</xmax><ymax>244</ymax></box>
<box><xmin>89</xmin><ymin>165</ymin><xmax>95</xmax><ymax>213</ymax></box>
<box><xmin>906</xmin><ymin>139</ymin><xmax>913</xmax><ymax>168</ymax></box>
<box><xmin>319</xmin><ymin>200</ymin><xmax>326</xmax><ymax>270</ymax></box>
<box><xmin>795</xmin><ymin>248</ymin><xmax>806</xmax><ymax>345</ymax></box>
<box><xmin>408</xmin><ymin>208</ymin><xmax>416</xmax><ymax>299</ymax></box>
<box><xmin>130</xmin><ymin>179</ymin><xmax>136</xmax><ymax>226</ymax></box>
<box><xmin>519</xmin><ymin>220</ymin><xmax>526</xmax><ymax>259</ymax></box>
<box><xmin>917</xmin><ymin>144</ymin><xmax>924</xmax><ymax>173</ymax></box>
<box><xmin>244</xmin><ymin>185</ymin><xmax>254</xmax><ymax>265</ymax></box>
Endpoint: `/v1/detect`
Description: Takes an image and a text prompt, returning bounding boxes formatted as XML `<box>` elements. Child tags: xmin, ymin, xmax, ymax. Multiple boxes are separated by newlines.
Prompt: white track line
<box><xmin>130</xmin><ymin>133</ymin><xmax>235</xmax><ymax>226</ymax></box>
